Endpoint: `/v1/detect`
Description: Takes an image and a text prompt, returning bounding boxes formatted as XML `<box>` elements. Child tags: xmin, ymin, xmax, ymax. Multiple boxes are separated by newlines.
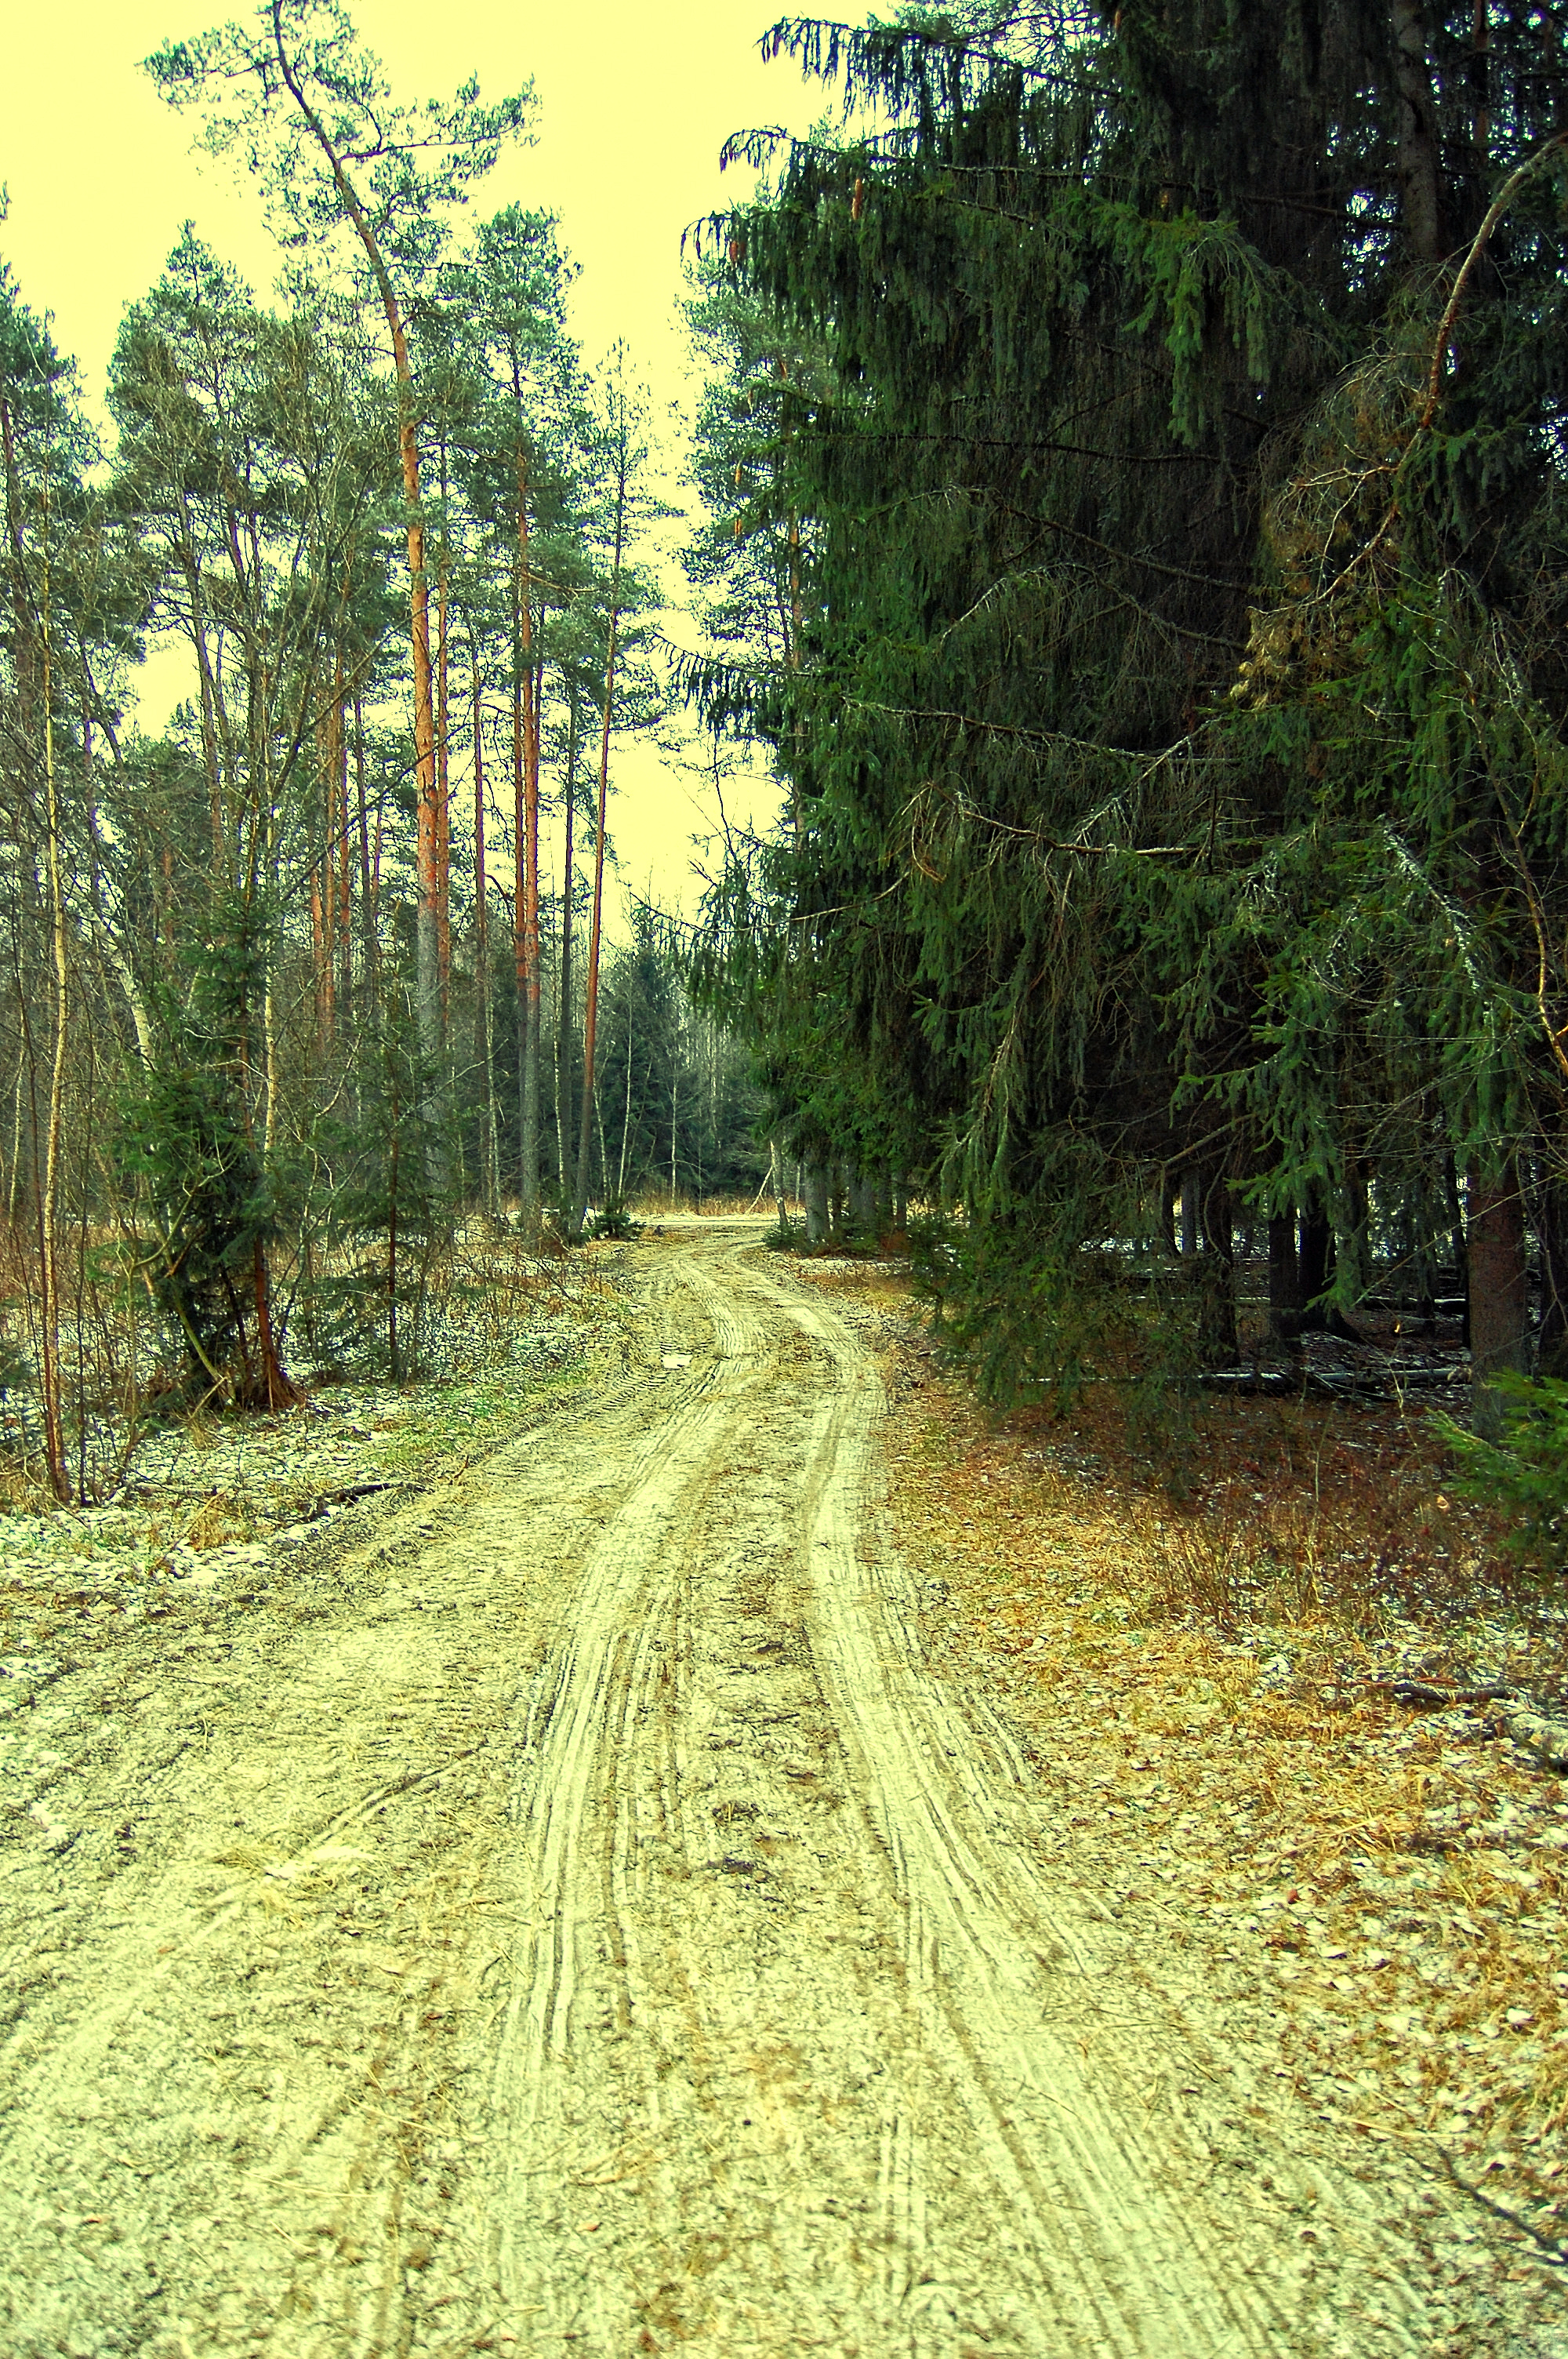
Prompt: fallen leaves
<box><xmin>862</xmin><ymin>1283</ymin><xmax>1568</xmax><ymax>2257</ymax></box>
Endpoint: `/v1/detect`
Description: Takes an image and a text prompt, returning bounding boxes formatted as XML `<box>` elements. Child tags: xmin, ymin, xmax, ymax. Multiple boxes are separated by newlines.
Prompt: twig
<box><xmin>1368</xmin><ymin>1678</ymin><xmax>1515</xmax><ymax>1710</ymax></box>
<box><xmin>1439</xmin><ymin>2148</ymin><xmax>1568</xmax><ymax>2267</ymax></box>
<box><xmin>1421</xmin><ymin>129</ymin><xmax>1568</xmax><ymax>431</ymax></box>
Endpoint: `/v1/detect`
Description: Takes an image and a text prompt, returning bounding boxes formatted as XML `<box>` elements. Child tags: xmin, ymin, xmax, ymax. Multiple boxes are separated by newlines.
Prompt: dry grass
<box><xmin>798</xmin><ymin>1255</ymin><xmax>1568</xmax><ymax>2255</ymax></box>
<box><xmin>181</xmin><ymin>1490</ymin><xmax>256</xmax><ymax>1551</ymax></box>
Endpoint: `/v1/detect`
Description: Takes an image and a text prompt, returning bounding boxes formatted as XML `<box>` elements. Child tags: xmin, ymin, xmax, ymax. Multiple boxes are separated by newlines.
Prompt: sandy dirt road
<box><xmin>1</xmin><ymin>1226</ymin><xmax>1452</xmax><ymax>2354</ymax></box>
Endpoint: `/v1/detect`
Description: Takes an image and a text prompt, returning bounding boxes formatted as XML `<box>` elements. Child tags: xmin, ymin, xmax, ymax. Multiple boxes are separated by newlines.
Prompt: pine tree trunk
<box><xmin>473</xmin><ymin>647</ymin><xmax>499</xmax><ymax>1220</ymax></box>
<box><xmin>339</xmin><ymin>671</ymin><xmax>351</xmax><ymax>1013</ymax></box>
<box><xmin>556</xmin><ymin>700</ymin><xmax>578</xmax><ymax>1197</ymax></box>
<box><xmin>436</xmin><ymin>562</ymin><xmax>451</xmax><ymax>1022</ymax></box>
<box><xmin>309</xmin><ymin>857</ymin><xmax>326</xmax><ymax>1045</ymax></box>
<box><xmin>516</xmin><ymin>458</ymin><xmax>542</xmax><ymax>1228</ymax></box>
<box><xmin>408</xmin><ymin>428</ymin><xmax>441</xmax><ymax>1097</ymax></box>
<box><xmin>513</xmin><ymin>642</ymin><xmax>527</xmax><ymax>1212</ymax></box>
<box><xmin>573</xmin><ymin>638</ymin><xmax>615</xmax><ymax>1234</ymax></box>
<box><xmin>354</xmin><ymin>689</ymin><xmax>376</xmax><ymax>1015</ymax></box>
<box><xmin>38</xmin><ymin>577</ymin><xmax>68</xmax><ymax>1501</ymax></box>
<box><xmin>1468</xmin><ymin>1161</ymin><xmax>1530</xmax><ymax>1435</ymax></box>
<box><xmin>318</xmin><ymin>689</ymin><xmax>338</xmax><ymax>1041</ymax></box>
<box><xmin>574</xmin><ymin>482</ymin><xmax>627</xmax><ymax>1238</ymax></box>
<box><xmin>249</xmin><ymin>1234</ymin><xmax>297</xmax><ymax>1411</ymax></box>
<box><xmin>387</xmin><ymin>1121</ymin><xmax>400</xmax><ymax>1383</ymax></box>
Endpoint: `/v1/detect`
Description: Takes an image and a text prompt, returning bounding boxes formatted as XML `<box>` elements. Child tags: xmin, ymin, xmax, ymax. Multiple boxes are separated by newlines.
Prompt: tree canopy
<box><xmin>681</xmin><ymin>2</ymin><xmax>1568</xmax><ymax>1409</ymax></box>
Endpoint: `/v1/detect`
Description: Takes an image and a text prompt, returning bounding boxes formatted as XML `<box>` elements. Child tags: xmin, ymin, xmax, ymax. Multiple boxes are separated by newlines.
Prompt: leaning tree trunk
<box><xmin>272</xmin><ymin>39</ymin><xmax>441</xmax><ymax>1102</ymax></box>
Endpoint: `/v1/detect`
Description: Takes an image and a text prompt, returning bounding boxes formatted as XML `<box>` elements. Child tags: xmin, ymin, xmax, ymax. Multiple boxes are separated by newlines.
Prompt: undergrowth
<box><xmin>833</xmin><ymin>1247</ymin><xmax>1568</xmax><ymax>2259</ymax></box>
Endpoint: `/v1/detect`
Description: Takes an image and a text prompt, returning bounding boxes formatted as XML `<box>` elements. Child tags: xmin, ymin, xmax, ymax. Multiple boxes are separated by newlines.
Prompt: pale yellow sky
<box><xmin>2</xmin><ymin>0</ymin><xmax>840</xmax><ymax>910</ymax></box>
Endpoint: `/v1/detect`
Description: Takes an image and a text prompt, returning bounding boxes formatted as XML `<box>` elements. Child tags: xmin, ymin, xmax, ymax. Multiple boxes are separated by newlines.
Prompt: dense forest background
<box><xmin>0</xmin><ymin>1</ymin><xmax>769</xmax><ymax>1501</ymax></box>
<box><xmin>7</xmin><ymin>0</ymin><xmax>1568</xmax><ymax>1511</ymax></box>
<box><xmin>681</xmin><ymin>0</ymin><xmax>1568</xmax><ymax>1457</ymax></box>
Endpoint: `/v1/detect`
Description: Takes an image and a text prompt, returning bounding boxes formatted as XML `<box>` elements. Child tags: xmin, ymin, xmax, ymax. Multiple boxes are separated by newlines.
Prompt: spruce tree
<box><xmin>686</xmin><ymin>5</ymin><xmax>1568</xmax><ymax>1404</ymax></box>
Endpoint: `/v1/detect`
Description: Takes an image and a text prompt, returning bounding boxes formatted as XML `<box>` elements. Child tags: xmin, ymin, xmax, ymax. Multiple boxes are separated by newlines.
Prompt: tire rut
<box><xmin>0</xmin><ymin>1227</ymin><xmax>1456</xmax><ymax>2355</ymax></box>
<box><xmin>480</xmin><ymin>1234</ymin><xmax>1432</xmax><ymax>2357</ymax></box>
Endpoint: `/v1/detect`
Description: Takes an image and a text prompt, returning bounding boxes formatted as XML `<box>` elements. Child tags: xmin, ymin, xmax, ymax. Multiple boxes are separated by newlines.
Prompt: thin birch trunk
<box><xmin>770</xmin><ymin>1135</ymin><xmax>789</xmax><ymax>1234</ymax></box>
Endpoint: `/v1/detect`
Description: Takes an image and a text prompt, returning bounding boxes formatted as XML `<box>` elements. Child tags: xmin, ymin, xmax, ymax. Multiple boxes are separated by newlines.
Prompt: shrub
<box><xmin>1436</xmin><ymin>1372</ymin><xmax>1568</xmax><ymax>1568</ymax></box>
<box><xmin>584</xmin><ymin>1198</ymin><xmax>644</xmax><ymax>1242</ymax></box>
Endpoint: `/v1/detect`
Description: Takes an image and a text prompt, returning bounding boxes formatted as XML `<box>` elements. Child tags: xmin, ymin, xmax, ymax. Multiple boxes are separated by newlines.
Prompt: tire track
<box><xmin>484</xmin><ymin>1231</ymin><xmax>1436</xmax><ymax>2357</ymax></box>
<box><xmin>757</xmin><ymin>1256</ymin><xmax>1428</xmax><ymax>2354</ymax></box>
<box><xmin>488</xmin><ymin>1258</ymin><xmax>786</xmax><ymax>2342</ymax></box>
<box><xmin>0</xmin><ymin>1224</ymin><xmax>1466</xmax><ymax>2355</ymax></box>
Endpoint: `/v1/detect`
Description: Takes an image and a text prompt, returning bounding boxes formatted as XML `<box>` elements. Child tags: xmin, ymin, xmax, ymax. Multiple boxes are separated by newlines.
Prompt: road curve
<box><xmin>480</xmin><ymin>1227</ymin><xmax>1425</xmax><ymax>2356</ymax></box>
<box><xmin>0</xmin><ymin>1223</ymin><xmax>1434</xmax><ymax>2357</ymax></box>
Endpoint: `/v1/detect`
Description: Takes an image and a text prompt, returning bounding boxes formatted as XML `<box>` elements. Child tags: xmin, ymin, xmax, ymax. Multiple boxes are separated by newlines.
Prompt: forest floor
<box><xmin>1</xmin><ymin>1219</ymin><xmax>1564</xmax><ymax>2356</ymax></box>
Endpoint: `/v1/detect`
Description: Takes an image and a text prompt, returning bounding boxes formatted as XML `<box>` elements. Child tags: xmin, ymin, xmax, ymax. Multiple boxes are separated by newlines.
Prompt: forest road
<box><xmin>2</xmin><ymin>1224</ymin><xmax>1437</xmax><ymax>2358</ymax></box>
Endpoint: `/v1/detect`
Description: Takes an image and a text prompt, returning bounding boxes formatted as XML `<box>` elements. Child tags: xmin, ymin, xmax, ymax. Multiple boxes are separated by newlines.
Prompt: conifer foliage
<box><xmin>686</xmin><ymin>3</ymin><xmax>1568</xmax><ymax>1410</ymax></box>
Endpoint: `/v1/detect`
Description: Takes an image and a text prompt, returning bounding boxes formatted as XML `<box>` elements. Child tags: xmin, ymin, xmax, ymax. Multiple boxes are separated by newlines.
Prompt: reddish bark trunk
<box><xmin>436</xmin><ymin>565</ymin><xmax>451</xmax><ymax>1014</ymax></box>
<box><xmin>517</xmin><ymin>455</ymin><xmax>541</xmax><ymax>1223</ymax></box>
